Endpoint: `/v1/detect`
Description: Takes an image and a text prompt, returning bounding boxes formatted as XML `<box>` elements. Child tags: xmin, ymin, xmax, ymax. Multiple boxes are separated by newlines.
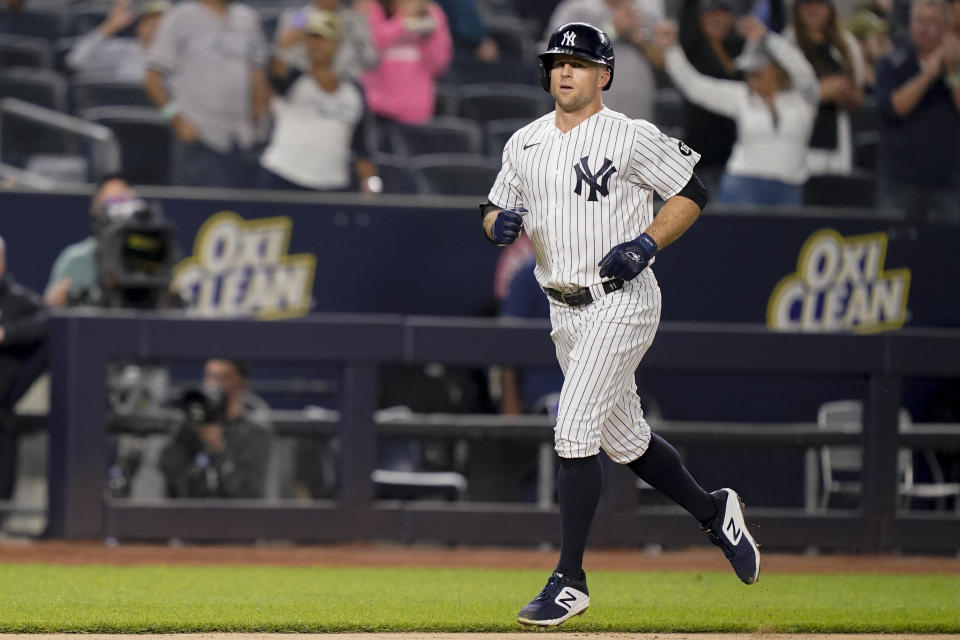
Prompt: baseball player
<box><xmin>479</xmin><ymin>22</ymin><xmax>761</xmax><ymax>627</ymax></box>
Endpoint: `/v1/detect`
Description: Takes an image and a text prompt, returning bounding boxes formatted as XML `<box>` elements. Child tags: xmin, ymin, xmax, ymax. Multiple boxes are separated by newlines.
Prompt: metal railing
<box><xmin>44</xmin><ymin>310</ymin><xmax>960</xmax><ymax>551</ymax></box>
<box><xmin>0</xmin><ymin>97</ymin><xmax>119</xmax><ymax>179</ymax></box>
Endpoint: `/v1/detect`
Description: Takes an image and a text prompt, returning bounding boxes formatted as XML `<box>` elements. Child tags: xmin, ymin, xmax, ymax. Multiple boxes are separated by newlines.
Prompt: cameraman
<box><xmin>44</xmin><ymin>175</ymin><xmax>180</xmax><ymax>309</ymax></box>
<box><xmin>159</xmin><ymin>386</ymin><xmax>271</xmax><ymax>499</ymax></box>
<box><xmin>45</xmin><ymin>175</ymin><xmax>135</xmax><ymax>307</ymax></box>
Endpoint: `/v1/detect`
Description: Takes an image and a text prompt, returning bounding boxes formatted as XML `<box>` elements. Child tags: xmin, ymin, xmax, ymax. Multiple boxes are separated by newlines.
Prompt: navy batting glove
<box><xmin>491</xmin><ymin>207</ymin><xmax>528</xmax><ymax>246</ymax></box>
<box><xmin>597</xmin><ymin>233</ymin><xmax>658</xmax><ymax>280</ymax></box>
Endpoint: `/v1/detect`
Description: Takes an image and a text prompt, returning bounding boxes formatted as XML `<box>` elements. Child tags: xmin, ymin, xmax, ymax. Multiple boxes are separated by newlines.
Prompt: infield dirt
<box><xmin>0</xmin><ymin>634</ymin><xmax>958</xmax><ymax>640</ymax></box>
<box><xmin>1</xmin><ymin>541</ymin><xmax>959</xmax><ymax>575</ymax></box>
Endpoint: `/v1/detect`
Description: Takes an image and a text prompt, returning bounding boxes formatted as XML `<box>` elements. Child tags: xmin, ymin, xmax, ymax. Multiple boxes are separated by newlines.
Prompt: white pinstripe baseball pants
<box><xmin>549</xmin><ymin>268</ymin><xmax>661</xmax><ymax>463</ymax></box>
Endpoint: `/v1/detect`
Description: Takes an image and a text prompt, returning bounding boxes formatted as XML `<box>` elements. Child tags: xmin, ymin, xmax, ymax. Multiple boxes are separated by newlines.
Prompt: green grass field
<box><xmin>0</xmin><ymin>564</ymin><xmax>958</xmax><ymax>633</ymax></box>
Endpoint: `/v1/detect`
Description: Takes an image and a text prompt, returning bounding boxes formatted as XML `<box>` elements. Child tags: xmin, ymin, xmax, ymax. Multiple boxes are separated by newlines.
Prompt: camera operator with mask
<box><xmin>44</xmin><ymin>175</ymin><xmax>180</xmax><ymax>309</ymax></box>
<box><xmin>159</xmin><ymin>385</ymin><xmax>271</xmax><ymax>499</ymax></box>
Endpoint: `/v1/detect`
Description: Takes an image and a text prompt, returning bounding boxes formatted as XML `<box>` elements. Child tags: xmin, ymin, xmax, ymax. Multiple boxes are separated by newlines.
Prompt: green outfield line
<box><xmin>0</xmin><ymin>564</ymin><xmax>957</xmax><ymax>633</ymax></box>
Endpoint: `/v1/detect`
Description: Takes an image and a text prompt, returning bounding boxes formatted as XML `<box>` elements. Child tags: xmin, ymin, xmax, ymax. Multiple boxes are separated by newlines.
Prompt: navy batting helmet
<box><xmin>538</xmin><ymin>22</ymin><xmax>615</xmax><ymax>92</ymax></box>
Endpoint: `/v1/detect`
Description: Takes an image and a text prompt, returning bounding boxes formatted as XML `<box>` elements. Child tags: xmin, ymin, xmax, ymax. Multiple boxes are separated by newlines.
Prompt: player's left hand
<box><xmin>598</xmin><ymin>233</ymin><xmax>658</xmax><ymax>280</ymax></box>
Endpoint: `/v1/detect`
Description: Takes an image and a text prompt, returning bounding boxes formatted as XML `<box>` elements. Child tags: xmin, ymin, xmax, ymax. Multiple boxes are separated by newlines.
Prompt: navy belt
<box><xmin>543</xmin><ymin>279</ymin><xmax>624</xmax><ymax>307</ymax></box>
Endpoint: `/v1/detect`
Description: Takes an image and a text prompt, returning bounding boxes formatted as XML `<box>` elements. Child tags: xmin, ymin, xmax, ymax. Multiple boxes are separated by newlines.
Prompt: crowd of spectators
<box><xmin>0</xmin><ymin>0</ymin><xmax>955</xmax><ymax>214</ymax></box>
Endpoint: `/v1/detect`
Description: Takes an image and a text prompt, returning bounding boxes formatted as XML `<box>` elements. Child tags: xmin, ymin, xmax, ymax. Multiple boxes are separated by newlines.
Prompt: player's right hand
<box><xmin>491</xmin><ymin>207</ymin><xmax>528</xmax><ymax>246</ymax></box>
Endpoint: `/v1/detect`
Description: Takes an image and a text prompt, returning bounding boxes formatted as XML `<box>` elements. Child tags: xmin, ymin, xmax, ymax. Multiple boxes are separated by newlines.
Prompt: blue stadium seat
<box><xmin>457</xmin><ymin>82</ymin><xmax>551</xmax><ymax>123</ymax></box>
<box><xmin>433</xmin><ymin>83</ymin><xmax>460</xmax><ymax>117</ymax></box>
<box><xmin>443</xmin><ymin>52</ymin><xmax>539</xmax><ymax>85</ymax></box>
<box><xmin>482</xmin><ymin>118</ymin><xmax>527</xmax><ymax>157</ymax></box>
<box><xmin>387</xmin><ymin>116</ymin><xmax>483</xmax><ymax>157</ymax></box>
<box><xmin>412</xmin><ymin>152</ymin><xmax>501</xmax><ymax>196</ymax></box>
<box><xmin>370</xmin><ymin>152</ymin><xmax>421</xmax><ymax>194</ymax></box>
<box><xmin>72</xmin><ymin>75</ymin><xmax>154</xmax><ymax>112</ymax></box>
<box><xmin>0</xmin><ymin>9</ymin><xmax>65</xmax><ymax>41</ymax></box>
<box><xmin>851</xmin><ymin>95</ymin><xmax>880</xmax><ymax>135</ymax></box>
<box><xmin>853</xmin><ymin>131</ymin><xmax>879</xmax><ymax>170</ymax></box>
<box><xmin>67</xmin><ymin>10</ymin><xmax>108</xmax><ymax>37</ymax></box>
<box><xmin>484</xmin><ymin>14</ymin><xmax>536</xmax><ymax>58</ymax></box>
<box><xmin>802</xmin><ymin>170</ymin><xmax>877</xmax><ymax>208</ymax></box>
<box><xmin>0</xmin><ymin>67</ymin><xmax>67</xmax><ymax>111</ymax></box>
<box><xmin>0</xmin><ymin>34</ymin><xmax>53</xmax><ymax>68</ymax></box>
<box><xmin>653</xmin><ymin>88</ymin><xmax>686</xmax><ymax>139</ymax></box>
<box><xmin>82</xmin><ymin>106</ymin><xmax>171</xmax><ymax>185</ymax></box>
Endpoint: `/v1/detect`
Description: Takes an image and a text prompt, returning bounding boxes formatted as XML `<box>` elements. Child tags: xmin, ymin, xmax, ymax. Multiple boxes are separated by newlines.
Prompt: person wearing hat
<box><xmin>66</xmin><ymin>0</ymin><xmax>171</xmax><ymax>82</ymax></box>
<box><xmin>848</xmin><ymin>10</ymin><xmax>893</xmax><ymax>89</ymax></box>
<box><xmin>785</xmin><ymin>0</ymin><xmax>867</xmax><ymax>175</ymax></box>
<box><xmin>260</xmin><ymin>9</ymin><xmax>379</xmax><ymax>193</ymax></box>
<box><xmin>674</xmin><ymin>0</ymin><xmax>786</xmax><ymax>186</ymax></box>
<box><xmin>660</xmin><ymin>14</ymin><xmax>818</xmax><ymax>205</ymax></box>
<box><xmin>273</xmin><ymin>0</ymin><xmax>379</xmax><ymax>80</ymax></box>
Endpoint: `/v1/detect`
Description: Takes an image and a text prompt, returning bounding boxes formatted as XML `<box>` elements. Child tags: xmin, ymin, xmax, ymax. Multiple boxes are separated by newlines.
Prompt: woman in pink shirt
<box><xmin>359</xmin><ymin>0</ymin><xmax>453</xmax><ymax>125</ymax></box>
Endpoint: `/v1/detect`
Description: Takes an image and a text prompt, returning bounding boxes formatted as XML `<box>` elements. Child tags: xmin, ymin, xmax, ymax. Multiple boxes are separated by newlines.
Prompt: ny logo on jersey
<box><xmin>573</xmin><ymin>156</ymin><xmax>617</xmax><ymax>201</ymax></box>
<box><xmin>561</xmin><ymin>31</ymin><xmax>577</xmax><ymax>46</ymax></box>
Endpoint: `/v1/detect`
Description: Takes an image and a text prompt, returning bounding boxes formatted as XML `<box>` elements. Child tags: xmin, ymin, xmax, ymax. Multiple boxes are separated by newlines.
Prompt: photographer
<box><xmin>44</xmin><ymin>175</ymin><xmax>180</xmax><ymax>309</ymax></box>
<box><xmin>159</xmin><ymin>386</ymin><xmax>271</xmax><ymax>499</ymax></box>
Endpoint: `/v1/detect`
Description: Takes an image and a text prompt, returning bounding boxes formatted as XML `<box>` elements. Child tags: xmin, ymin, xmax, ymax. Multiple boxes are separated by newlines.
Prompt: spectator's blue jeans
<box><xmin>257</xmin><ymin>167</ymin><xmax>314</xmax><ymax>191</ymax></box>
<box><xmin>716</xmin><ymin>173</ymin><xmax>803</xmax><ymax>207</ymax></box>
<box><xmin>171</xmin><ymin>138</ymin><xmax>262</xmax><ymax>189</ymax></box>
<box><xmin>878</xmin><ymin>180</ymin><xmax>960</xmax><ymax>224</ymax></box>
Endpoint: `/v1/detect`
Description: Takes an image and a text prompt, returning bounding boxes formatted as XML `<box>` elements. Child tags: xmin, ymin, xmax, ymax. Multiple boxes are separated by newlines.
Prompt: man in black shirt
<box><xmin>0</xmin><ymin>236</ymin><xmax>48</xmax><ymax>512</ymax></box>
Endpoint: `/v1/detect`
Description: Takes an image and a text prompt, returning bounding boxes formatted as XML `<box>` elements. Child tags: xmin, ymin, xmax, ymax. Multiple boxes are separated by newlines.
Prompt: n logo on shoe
<box><xmin>725</xmin><ymin>517</ymin><xmax>743</xmax><ymax>544</ymax></box>
<box><xmin>555</xmin><ymin>589</ymin><xmax>578</xmax><ymax>611</ymax></box>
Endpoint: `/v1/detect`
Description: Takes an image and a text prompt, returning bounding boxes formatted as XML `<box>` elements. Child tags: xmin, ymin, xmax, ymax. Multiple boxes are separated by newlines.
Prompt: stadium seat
<box><xmin>67</xmin><ymin>10</ymin><xmax>108</xmax><ymax>37</ymax></box>
<box><xmin>456</xmin><ymin>82</ymin><xmax>551</xmax><ymax>123</ymax></box>
<box><xmin>259</xmin><ymin>8</ymin><xmax>283</xmax><ymax>41</ymax></box>
<box><xmin>370</xmin><ymin>152</ymin><xmax>421</xmax><ymax>194</ymax></box>
<box><xmin>802</xmin><ymin>170</ymin><xmax>877</xmax><ymax>208</ymax></box>
<box><xmin>483</xmin><ymin>118</ymin><xmax>527</xmax><ymax>157</ymax></box>
<box><xmin>372</xmin><ymin>468</ymin><xmax>467</xmax><ymax>501</ymax></box>
<box><xmin>0</xmin><ymin>67</ymin><xmax>67</xmax><ymax>111</ymax></box>
<box><xmin>653</xmin><ymin>88</ymin><xmax>686</xmax><ymax>139</ymax></box>
<box><xmin>850</xmin><ymin>95</ymin><xmax>880</xmax><ymax>135</ymax></box>
<box><xmin>433</xmin><ymin>83</ymin><xmax>460</xmax><ymax>117</ymax></box>
<box><xmin>412</xmin><ymin>152</ymin><xmax>501</xmax><ymax>196</ymax></box>
<box><xmin>0</xmin><ymin>100</ymin><xmax>77</xmax><ymax>168</ymax></box>
<box><xmin>82</xmin><ymin>106</ymin><xmax>171</xmax><ymax>185</ymax></box>
<box><xmin>0</xmin><ymin>9</ymin><xmax>65</xmax><ymax>41</ymax></box>
<box><xmin>443</xmin><ymin>52</ymin><xmax>538</xmax><ymax>85</ymax></box>
<box><xmin>817</xmin><ymin>400</ymin><xmax>960</xmax><ymax>511</ymax></box>
<box><xmin>853</xmin><ymin>131</ymin><xmax>879</xmax><ymax>170</ymax></box>
<box><xmin>484</xmin><ymin>14</ymin><xmax>536</xmax><ymax>58</ymax></box>
<box><xmin>387</xmin><ymin>116</ymin><xmax>483</xmax><ymax>157</ymax></box>
<box><xmin>0</xmin><ymin>35</ymin><xmax>53</xmax><ymax>68</ymax></box>
<box><xmin>72</xmin><ymin>75</ymin><xmax>155</xmax><ymax>112</ymax></box>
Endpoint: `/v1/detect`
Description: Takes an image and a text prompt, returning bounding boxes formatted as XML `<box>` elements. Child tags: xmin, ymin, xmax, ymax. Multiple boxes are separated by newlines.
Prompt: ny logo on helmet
<box><xmin>573</xmin><ymin>156</ymin><xmax>617</xmax><ymax>201</ymax></box>
<box><xmin>561</xmin><ymin>31</ymin><xmax>577</xmax><ymax>46</ymax></box>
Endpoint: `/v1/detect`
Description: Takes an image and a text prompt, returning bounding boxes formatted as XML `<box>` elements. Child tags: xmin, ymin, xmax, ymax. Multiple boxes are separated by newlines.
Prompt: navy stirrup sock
<box><xmin>627</xmin><ymin>433</ymin><xmax>717</xmax><ymax>524</ymax></box>
<box><xmin>555</xmin><ymin>453</ymin><xmax>603</xmax><ymax>578</ymax></box>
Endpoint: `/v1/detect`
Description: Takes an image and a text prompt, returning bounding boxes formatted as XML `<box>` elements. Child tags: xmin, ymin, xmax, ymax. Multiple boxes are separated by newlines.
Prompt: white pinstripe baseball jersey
<box><xmin>488</xmin><ymin>107</ymin><xmax>701</xmax><ymax>292</ymax></box>
<box><xmin>488</xmin><ymin>106</ymin><xmax>701</xmax><ymax>462</ymax></box>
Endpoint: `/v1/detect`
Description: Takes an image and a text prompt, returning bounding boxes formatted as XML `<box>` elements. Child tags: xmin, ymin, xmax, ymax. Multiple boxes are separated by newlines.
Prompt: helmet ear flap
<box><xmin>538</xmin><ymin>57</ymin><xmax>551</xmax><ymax>92</ymax></box>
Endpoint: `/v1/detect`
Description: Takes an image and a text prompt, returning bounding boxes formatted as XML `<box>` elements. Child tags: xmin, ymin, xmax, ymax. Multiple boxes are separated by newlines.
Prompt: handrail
<box><xmin>0</xmin><ymin>161</ymin><xmax>58</xmax><ymax>190</ymax></box>
<box><xmin>0</xmin><ymin>97</ymin><xmax>120</xmax><ymax>177</ymax></box>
